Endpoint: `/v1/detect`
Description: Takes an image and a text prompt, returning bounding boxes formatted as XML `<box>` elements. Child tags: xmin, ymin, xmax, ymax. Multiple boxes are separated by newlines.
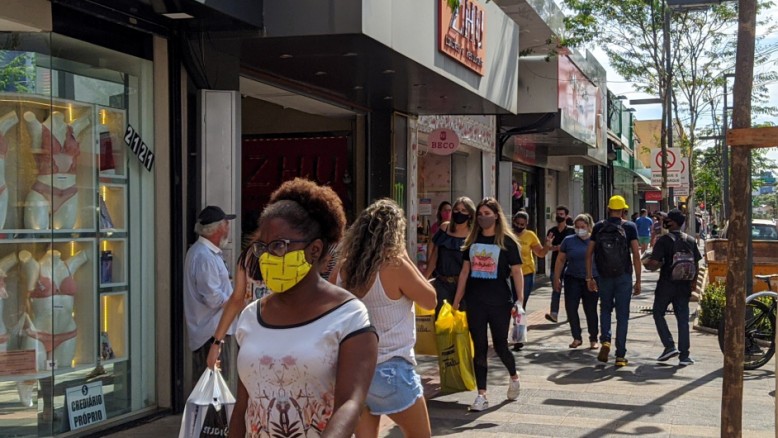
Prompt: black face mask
<box><xmin>555</xmin><ymin>216</ymin><xmax>566</xmax><ymax>224</ymax></box>
<box><xmin>514</xmin><ymin>225</ymin><xmax>525</xmax><ymax>233</ymax></box>
<box><xmin>452</xmin><ymin>211</ymin><xmax>470</xmax><ymax>224</ymax></box>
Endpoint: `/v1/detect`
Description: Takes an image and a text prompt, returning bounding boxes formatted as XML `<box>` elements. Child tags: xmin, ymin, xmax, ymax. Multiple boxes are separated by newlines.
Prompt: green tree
<box><xmin>0</xmin><ymin>51</ymin><xmax>34</xmax><ymax>93</ymax></box>
<box><xmin>564</xmin><ymin>0</ymin><xmax>777</xmax><ymax>224</ymax></box>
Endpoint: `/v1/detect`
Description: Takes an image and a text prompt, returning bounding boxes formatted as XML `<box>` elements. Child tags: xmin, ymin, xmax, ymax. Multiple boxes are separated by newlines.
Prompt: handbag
<box><xmin>414</xmin><ymin>304</ymin><xmax>437</xmax><ymax>356</ymax></box>
<box><xmin>435</xmin><ymin>301</ymin><xmax>476</xmax><ymax>394</ymax></box>
<box><xmin>510</xmin><ymin>303</ymin><xmax>527</xmax><ymax>344</ymax></box>
<box><xmin>179</xmin><ymin>368</ymin><xmax>235</xmax><ymax>438</ymax></box>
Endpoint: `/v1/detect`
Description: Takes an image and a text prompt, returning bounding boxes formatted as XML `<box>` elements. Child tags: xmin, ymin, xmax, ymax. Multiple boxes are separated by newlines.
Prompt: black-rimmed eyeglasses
<box><xmin>251</xmin><ymin>239</ymin><xmax>310</xmax><ymax>257</ymax></box>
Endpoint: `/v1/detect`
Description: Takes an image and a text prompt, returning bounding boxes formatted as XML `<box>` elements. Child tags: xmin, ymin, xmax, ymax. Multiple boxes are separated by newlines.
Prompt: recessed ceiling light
<box><xmin>315</xmin><ymin>71</ymin><xmax>327</xmax><ymax>76</ymax></box>
<box><xmin>162</xmin><ymin>12</ymin><xmax>194</xmax><ymax>19</ymax></box>
<box><xmin>353</xmin><ymin>85</ymin><xmax>364</xmax><ymax>90</ymax></box>
<box><xmin>382</xmin><ymin>69</ymin><xmax>395</xmax><ymax>74</ymax></box>
<box><xmin>343</xmin><ymin>52</ymin><xmax>358</xmax><ymax>57</ymax></box>
<box><xmin>383</xmin><ymin>96</ymin><xmax>393</xmax><ymax>100</ymax></box>
<box><xmin>280</xmin><ymin>54</ymin><xmax>293</xmax><ymax>59</ymax></box>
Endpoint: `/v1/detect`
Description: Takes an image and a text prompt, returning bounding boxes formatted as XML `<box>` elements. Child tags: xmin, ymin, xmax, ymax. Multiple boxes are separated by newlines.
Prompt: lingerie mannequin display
<box><xmin>0</xmin><ymin>252</ymin><xmax>19</xmax><ymax>352</ymax></box>
<box><xmin>23</xmin><ymin>111</ymin><xmax>90</xmax><ymax>230</ymax></box>
<box><xmin>16</xmin><ymin>249</ymin><xmax>88</xmax><ymax>407</ymax></box>
<box><xmin>0</xmin><ymin>110</ymin><xmax>19</xmax><ymax>230</ymax></box>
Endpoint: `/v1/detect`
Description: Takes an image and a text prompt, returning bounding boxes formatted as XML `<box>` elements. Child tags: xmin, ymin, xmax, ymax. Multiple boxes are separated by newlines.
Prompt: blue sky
<box><xmin>593</xmin><ymin>6</ymin><xmax>778</xmax><ymax>162</ymax></box>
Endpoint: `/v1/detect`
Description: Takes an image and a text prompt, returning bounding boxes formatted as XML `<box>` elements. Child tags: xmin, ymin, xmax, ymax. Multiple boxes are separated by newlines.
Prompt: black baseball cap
<box><xmin>198</xmin><ymin>206</ymin><xmax>236</xmax><ymax>226</ymax></box>
<box><xmin>667</xmin><ymin>209</ymin><xmax>686</xmax><ymax>226</ymax></box>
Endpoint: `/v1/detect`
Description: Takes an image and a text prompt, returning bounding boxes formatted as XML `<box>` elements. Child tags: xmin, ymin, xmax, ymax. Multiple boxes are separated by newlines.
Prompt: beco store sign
<box><xmin>428</xmin><ymin>128</ymin><xmax>460</xmax><ymax>155</ymax></box>
<box><xmin>439</xmin><ymin>0</ymin><xmax>487</xmax><ymax>76</ymax></box>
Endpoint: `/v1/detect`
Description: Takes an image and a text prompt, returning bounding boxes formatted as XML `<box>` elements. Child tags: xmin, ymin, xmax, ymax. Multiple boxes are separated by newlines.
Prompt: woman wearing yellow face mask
<box><xmin>333</xmin><ymin>199</ymin><xmax>437</xmax><ymax>438</ymax></box>
<box><xmin>228</xmin><ymin>178</ymin><xmax>378</xmax><ymax>438</ymax></box>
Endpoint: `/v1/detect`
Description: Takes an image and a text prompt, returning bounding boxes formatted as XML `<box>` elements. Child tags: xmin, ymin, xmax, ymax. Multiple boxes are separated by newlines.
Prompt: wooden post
<box><xmin>721</xmin><ymin>0</ymin><xmax>756</xmax><ymax>436</ymax></box>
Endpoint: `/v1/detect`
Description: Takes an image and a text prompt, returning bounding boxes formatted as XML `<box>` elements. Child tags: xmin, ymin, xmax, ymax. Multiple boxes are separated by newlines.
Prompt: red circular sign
<box><xmin>655</xmin><ymin>149</ymin><xmax>677</xmax><ymax>169</ymax></box>
<box><xmin>428</xmin><ymin>128</ymin><xmax>459</xmax><ymax>155</ymax></box>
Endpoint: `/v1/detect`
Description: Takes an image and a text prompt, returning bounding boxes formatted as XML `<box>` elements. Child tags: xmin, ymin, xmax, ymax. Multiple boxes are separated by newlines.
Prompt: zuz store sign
<box><xmin>439</xmin><ymin>0</ymin><xmax>487</xmax><ymax>76</ymax></box>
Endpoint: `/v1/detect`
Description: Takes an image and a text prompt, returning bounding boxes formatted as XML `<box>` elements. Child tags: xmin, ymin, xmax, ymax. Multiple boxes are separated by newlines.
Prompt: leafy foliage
<box><xmin>0</xmin><ymin>51</ymin><xmax>34</xmax><ymax>93</ymax></box>
<box><xmin>699</xmin><ymin>281</ymin><xmax>726</xmax><ymax>329</ymax></box>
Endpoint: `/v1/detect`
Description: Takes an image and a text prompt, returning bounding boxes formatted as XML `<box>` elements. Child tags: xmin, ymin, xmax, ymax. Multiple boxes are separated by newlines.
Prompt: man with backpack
<box><xmin>643</xmin><ymin>209</ymin><xmax>702</xmax><ymax>366</ymax></box>
<box><xmin>585</xmin><ymin>195</ymin><xmax>642</xmax><ymax>367</ymax></box>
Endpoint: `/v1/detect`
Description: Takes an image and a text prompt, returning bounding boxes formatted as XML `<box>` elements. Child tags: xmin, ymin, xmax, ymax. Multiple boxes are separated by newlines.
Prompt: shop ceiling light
<box><xmin>315</xmin><ymin>71</ymin><xmax>327</xmax><ymax>76</ymax></box>
<box><xmin>343</xmin><ymin>52</ymin><xmax>358</xmax><ymax>57</ymax></box>
<box><xmin>161</xmin><ymin>12</ymin><xmax>194</xmax><ymax>19</ymax></box>
<box><xmin>383</xmin><ymin>96</ymin><xmax>393</xmax><ymax>100</ymax></box>
<box><xmin>353</xmin><ymin>85</ymin><xmax>364</xmax><ymax>90</ymax></box>
<box><xmin>280</xmin><ymin>54</ymin><xmax>293</xmax><ymax>59</ymax></box>
<box><xmin>382</xmin><ymin>69</ymin><xmax>395</xmax><ymax>74</ymax></box>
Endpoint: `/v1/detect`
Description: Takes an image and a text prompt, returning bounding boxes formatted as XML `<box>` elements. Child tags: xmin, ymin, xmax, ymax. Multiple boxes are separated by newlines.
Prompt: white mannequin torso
<box><xmin>0</xmin><ymin>110</ymin><xmax>18</xmax><ymax>230</ymax></box>
<box><xmin>23</xmin><ymin>111</ymin><xmax>90</xmax><ymax>229</ymax></box>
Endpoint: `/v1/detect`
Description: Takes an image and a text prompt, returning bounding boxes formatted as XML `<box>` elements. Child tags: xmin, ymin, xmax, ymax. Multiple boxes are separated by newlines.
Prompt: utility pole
<box><xmin>661</xmin><ymin>0</ymin><xmax>671</xmax><ymax>212</ymax></box>
<box><xmin>721</xmin><ymin>0</ymin><xmax>756</xmax><ymax>435</ymax></box>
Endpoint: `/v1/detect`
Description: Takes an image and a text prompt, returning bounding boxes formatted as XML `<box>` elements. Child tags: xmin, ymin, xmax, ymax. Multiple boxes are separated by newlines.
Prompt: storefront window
<box><xmin>0</xmin><ymin>32</ymin><xmax>155</xmax><ymax>436</ymax></box>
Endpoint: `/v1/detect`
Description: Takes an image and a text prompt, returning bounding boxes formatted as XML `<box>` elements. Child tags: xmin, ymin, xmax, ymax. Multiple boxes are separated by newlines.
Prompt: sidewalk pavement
<box><xmin>105</xmin><ymin>268</ymin><xmax>776</xmax><ymax>437</ymax></box>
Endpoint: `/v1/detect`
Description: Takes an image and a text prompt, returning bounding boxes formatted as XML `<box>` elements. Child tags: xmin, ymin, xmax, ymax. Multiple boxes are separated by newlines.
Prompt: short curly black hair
<box><xmin>260</xmin><ymin>178</ymin><xmax>346</xmax><ymax>247</ymax></box>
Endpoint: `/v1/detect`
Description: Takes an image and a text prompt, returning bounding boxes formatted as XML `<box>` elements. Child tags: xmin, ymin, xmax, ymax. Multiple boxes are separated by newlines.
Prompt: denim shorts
<box><xmin>365</xmin><ymin>357</ymin><xmax>423</xmax><ymax>415</ymax></box>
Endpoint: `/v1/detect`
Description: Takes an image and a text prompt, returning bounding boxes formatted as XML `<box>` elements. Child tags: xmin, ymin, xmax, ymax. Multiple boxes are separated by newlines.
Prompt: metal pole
<box><xmin>662</xmin><ymin>1</ymin><xmax>671</xmax><ymax>211</ymax></box>
<box><xmin>723</xmin><ymin>77</ymin><xmax>730</xmax><ymax>219</ymax></box>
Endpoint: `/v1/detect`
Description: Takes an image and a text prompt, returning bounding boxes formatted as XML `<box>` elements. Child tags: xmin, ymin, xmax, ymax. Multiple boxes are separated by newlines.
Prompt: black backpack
<box><xmin>668</xmin><ymin>232</ymin><xmax>697</xmax><ymax>281</ymax></box>
<box><xmin>594</xmin><ymin>221</ymin><xmax>630</xmax><ymax>278</ymax></box>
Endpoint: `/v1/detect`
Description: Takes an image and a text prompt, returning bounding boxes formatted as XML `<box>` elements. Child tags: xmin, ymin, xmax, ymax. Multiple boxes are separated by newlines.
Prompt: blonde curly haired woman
<box><xmin>332</xmin><ymin>199</ymin><xmax>437</xmax><ymax>438</ymax></box>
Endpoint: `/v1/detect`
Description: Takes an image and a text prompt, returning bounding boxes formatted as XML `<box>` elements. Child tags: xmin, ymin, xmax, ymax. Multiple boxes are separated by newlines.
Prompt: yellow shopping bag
<box><xmin>414</xmin><ymin>304</ymin><xmax>437</xmax><ymax>356</ymax></box>
<box><xmin>435</xmin><ymin>301</ymin><xmax>476</xmax><ymax>394</ymax></box>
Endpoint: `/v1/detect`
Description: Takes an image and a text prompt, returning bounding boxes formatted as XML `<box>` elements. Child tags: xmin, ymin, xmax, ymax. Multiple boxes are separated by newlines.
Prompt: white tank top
<box><xmin>339</xmin><ymin>272</ymin><xmax>416</xmax><ymax>365</ymax></box>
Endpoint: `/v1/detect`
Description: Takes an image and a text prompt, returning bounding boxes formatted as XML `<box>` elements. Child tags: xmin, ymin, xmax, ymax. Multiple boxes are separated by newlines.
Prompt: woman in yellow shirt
<box><xmin>511</xmin><ymin>211</ymin><xmax>552</xmax><ymax>308</ymax></box>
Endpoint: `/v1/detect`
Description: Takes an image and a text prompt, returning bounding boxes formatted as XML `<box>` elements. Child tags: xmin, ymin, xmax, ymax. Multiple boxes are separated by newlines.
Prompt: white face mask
<box><xmin>576</xmin><ymin>228</ymin><xmax>589</xmax><ymax>238</ymax></box>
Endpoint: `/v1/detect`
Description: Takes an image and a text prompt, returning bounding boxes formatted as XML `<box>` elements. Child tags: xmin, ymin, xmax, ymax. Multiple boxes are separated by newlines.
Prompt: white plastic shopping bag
<box><xmin>179</xmin><ymin>368</ymin><xmax>235</xmax><ymax>438</ymax></box>
<box><xmin>510</xmin><ymin>302</ymin><xmax>527</xmax><ymax>344</ymax></box>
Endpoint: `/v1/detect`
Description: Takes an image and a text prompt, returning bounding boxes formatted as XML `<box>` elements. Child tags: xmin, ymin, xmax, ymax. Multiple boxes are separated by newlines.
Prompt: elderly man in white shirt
<box><xmin>184</xmin><ymin>205</ymin><xmax>236</xmax><ymax>385</ymax></box>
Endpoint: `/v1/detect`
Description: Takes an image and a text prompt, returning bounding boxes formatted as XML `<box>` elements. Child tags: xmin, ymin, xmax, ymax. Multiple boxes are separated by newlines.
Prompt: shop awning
<box><xmin>499</xmin><ymin>112</ymin><xmax>607</xmax><ymax>166</ymax></box>
<box><xmin>614</xmin><ymin>165</ymin><xmax>658</xmax><ymax>191</ymax></box>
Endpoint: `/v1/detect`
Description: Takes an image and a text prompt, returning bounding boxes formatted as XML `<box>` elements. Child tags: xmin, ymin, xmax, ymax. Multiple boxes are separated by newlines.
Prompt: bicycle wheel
<box><xmin>743</xmin><ymin>299</ymin><xmax>775</xmax><ymax>370</ymax></box>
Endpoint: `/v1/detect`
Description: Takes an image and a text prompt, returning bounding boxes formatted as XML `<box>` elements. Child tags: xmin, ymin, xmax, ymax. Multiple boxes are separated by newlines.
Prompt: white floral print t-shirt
<box><xmin>235</xmin><ymin>298</ymin><xmax>374</xmax><ymax>437</ymax></box>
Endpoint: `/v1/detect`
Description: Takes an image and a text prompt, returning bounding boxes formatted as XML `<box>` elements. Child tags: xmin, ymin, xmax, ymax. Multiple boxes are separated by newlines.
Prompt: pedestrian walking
<box><xmin>554</xmin><ymin>214</ymin><xmax>600</xmax><ymax>350</ymax></box>
<box><xmin>429</xmin><ymin>201</ymin><xmax>452</xmax><ymax>236</ymax></box>
<box><xmin>183</xmin><ymin>205</ymin><xmax>236</xmax><ymax>386</ymax></box>
<box><xmin>425</xmin><ymin>196</ymin><xmax>475</xmax><ymax>317</ymax></box>
<box><xmin>635</xmin><ymin>209</ymin><xmax>653</xmax><ymax>253</ymax></box>
<box><xmin>511</xmin><ymin>210</ymin><xmax>551</xmax><ymax>308</ymax></box>
<box><xmin>229</xmin><ymin>178</ymin><xmax>378</xmax><ymax>437</ymax></box>
<box><xmin>452</xmin><ymin>197</ymin><xmax>523</xmax><ymax>411</ymax></box>
<box><xmin>335</xmin><ymin>198</ymin><xmax>436</xmax><ymax>438</ymax></box>
<box><xmin>585</xmin><ymin>195</ymin><xmax>642</xmax><ymax>367</ymax></box>
<box><xmin>545</xmin><ymin>205</ymin><xmax>575</xmax><ymax>322</ymax></box>
<box><xmin>644</xmin><ymin>209</ymin><xmax>702</xmax><ymax>366</ymax></box>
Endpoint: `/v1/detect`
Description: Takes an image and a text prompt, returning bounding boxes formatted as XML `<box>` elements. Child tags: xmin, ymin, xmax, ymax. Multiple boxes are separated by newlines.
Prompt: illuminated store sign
<box><xmin>439</xmin><ymin>0</ymin><xmax>487</xmax><ymax>76</ymax></box>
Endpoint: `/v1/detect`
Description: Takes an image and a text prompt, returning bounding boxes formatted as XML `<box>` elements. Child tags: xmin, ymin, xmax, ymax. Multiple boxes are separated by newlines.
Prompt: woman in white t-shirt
<box><xmin>333</xmin><ymin>199</ymin><xmax>437</xmax><ymax>438</ymax></box>
<box><xmin>229</xmin><ymin>178</ymin><xmax>378</xmax><ymax>437</ymax></box>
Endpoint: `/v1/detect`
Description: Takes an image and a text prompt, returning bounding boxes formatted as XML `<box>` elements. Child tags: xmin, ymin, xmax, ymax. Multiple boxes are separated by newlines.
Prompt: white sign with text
<box><xmin>66</xmin><ymin>381</ymin><xmax>107</xmax><ymax>431</ymax></box>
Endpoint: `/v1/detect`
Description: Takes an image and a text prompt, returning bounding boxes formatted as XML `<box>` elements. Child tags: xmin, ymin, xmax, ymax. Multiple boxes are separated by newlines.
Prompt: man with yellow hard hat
<box><xmin>584</xmin><ymin>195</ymin><xmax>642</xmax><ymax>367</ymax></box>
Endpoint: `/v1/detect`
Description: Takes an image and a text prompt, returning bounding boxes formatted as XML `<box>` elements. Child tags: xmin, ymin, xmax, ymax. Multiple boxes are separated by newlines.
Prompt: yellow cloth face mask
<box><xmin>258</xmin><ymin>250</ymin><xmax>312</xmax><ymax>293</ymax></box>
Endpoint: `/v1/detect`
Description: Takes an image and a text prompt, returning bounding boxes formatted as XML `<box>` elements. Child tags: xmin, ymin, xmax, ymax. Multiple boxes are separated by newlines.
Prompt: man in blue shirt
<box><xmin>184</xmin><ymin>206</ymin><xmax>236</xmax><ymax>386</ymax></box>
<box><xmin>635</xmin><ymin>209</ymin><xmax>653</xmax><ymax>253</ymax></box>
<box><xmin>585</xmin><ymin>196</ymin><xmax>642</xmax><ymax>368</ymax></box>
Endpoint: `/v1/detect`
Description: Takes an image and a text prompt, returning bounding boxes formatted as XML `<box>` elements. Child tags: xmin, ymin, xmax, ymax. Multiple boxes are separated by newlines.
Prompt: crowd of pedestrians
<box><xmin>182</xmin><ymin>180</ymin><xmax>702</xmax><ymax>437</ymax></box>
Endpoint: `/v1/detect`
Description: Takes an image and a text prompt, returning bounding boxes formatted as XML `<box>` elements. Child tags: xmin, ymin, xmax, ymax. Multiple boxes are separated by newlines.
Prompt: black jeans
<box><xmin>466</xmin><ymin>301</ymin><xmax>517</xmax><ymax>390</ymax></box>
<box><xmin>564</xmin><ymin>276</ymin><xmax>599</xmax><ymax>342</ymax></box>
<box><xmin>433</xmin><ymin>279</ymin><xmax>458</xmax><ymax>318</ymax></box>
<box><xmin>653</xmin><ymin>282</ymin><xmax>691</xmax><ymax>359</ymax></box>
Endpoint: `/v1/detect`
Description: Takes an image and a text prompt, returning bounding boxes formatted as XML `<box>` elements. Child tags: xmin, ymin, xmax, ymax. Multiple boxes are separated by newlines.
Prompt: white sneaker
<box><xmin>470</xmin><ymin>394</ymin><xmax>489</xmax><ymax>411</ymax></box>
<box><xmin>507</xmin><ymin>377</ymin><xmax>521</xmax><ymax>400</ymax></box>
